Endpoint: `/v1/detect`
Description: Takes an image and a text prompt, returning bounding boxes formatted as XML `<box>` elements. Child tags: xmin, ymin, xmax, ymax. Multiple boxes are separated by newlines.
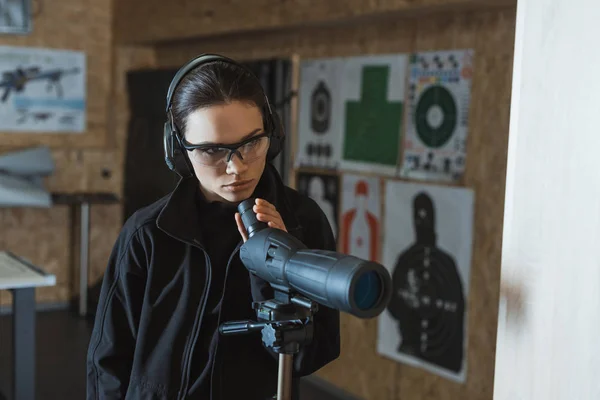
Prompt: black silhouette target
<box><xmin>386</xmin><ymin>192</ymin><xmax>465</xmax><ymax>373</ymax></box>
<box><xmin>414</xmin><ymin>85</ymin><xmax>457</xmax><ymax>148</ymax></box>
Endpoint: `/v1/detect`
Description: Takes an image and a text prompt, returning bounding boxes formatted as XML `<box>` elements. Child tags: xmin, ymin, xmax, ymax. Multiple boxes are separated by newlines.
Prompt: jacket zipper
<box><xmin>177</xmin><ymin>248</ymin><xmax>212</xmax><ymax>400</ymax></box>
<box><xmin>209</xmin><ymin>240</ymin><xmax>244</xmax><ymax>400</ymax></box>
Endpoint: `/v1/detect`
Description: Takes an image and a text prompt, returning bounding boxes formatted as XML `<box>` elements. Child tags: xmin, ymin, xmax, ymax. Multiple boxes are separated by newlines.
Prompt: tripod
<box><xmin>219</xmin><ymin>290</ymin><xmax>317</xmax><ymax>400</ymax></box>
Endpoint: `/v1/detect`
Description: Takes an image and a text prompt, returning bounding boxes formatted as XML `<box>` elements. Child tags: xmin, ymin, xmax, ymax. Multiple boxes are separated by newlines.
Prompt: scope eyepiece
<box><xmin>238</xmin><ymin>198</ymin><xmax>268</xmax><ymax>238</ymax></box>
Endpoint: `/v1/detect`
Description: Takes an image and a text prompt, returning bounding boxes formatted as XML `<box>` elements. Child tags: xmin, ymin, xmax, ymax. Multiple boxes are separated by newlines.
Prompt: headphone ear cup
<box><xmin>163</xmin><ymin>122</ymin><xmax>176</xmax><ymax>172</ymax></box>
<box><xmin>267</xmin><ymin>110</ymin><xmax>285</xmax><ymax>161</ymax></box>
<box><xmin>164</xmin><ymin>121</ymin><xmax>193</xmax><ymax>177</ymax></box>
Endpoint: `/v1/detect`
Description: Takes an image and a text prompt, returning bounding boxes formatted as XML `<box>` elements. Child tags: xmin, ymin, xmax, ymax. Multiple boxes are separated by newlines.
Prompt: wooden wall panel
<box><xmin>116</xmin><ymin>0</ymin><xmax>515</xmax><ymax>44</ymax></box>
<box><xmin>87</xmin><ymin>45</ymin><xmax>157</xmax><ymax>294</ymax></box>
<box><xmin>0</xmin><ymin>13</ymin><xmax>156</xmax><ymax>310</ymax></box>
<box><xmin>0</xmin><ymin>0</ymin><xmax>124</xmax><ymax>308</ymax></box>
<box><xmin>155</xmin><ymin>8</ymin><xmax>515</xmax><ymax>400</ymax></box>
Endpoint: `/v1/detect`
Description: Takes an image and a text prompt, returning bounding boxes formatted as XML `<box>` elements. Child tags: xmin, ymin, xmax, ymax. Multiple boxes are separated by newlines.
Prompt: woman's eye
<box><xmin>200</xmin><ymin>148</ymin><xmax>222</xmax><ymax>156</ymax></box>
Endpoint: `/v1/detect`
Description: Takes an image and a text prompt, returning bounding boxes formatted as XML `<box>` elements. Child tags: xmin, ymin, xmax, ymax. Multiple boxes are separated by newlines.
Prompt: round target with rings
<box><xmin>414</xmin><ymin>85</ymin><xmax>458</xmax><ymax>148</ymax></box>
<box><xmin>311</xmin><ymin>81</ymin><xmax>331</xmax><ymax>134</ymax></box>
<box><xmin>386</xmin><ymin>192</ymin><xmax>465</xmax><ymax>373</ymax></box>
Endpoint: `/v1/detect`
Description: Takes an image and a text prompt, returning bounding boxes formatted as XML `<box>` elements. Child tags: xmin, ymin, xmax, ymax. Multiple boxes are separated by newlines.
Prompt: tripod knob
<box><xmin>261</xmin><ymin>324</ymin><xmax>281</xmax><ymax>348</ymax></box>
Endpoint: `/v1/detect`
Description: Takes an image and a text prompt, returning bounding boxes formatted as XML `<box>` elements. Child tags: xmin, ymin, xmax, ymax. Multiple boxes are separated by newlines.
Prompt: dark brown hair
<box><xmin>171</xmin><ymin>60</ymin><xmax>266</xmax><ymax>136</ymax></box>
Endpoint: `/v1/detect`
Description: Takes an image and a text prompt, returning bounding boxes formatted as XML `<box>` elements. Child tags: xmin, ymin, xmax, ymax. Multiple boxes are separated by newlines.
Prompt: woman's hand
<box><xmin>234</xmin><ymin>198</ymin><xmax>287</xmax><ymax>243</ymax></box>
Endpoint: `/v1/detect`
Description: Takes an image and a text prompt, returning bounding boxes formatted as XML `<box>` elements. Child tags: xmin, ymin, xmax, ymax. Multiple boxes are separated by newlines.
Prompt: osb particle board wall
<box><xmin>154</xmin><ymin>8</ymin><xmax>516</xmax><ymax>400</ymax></box>
<box><xmin>0</xmin><ymin>0</ymin><xmax>157</xmax><ymax>306</ymax></box>
<box><xmin>115</xmin><ymin>0</ymin><xmax>516</xmax><ymax>43</ymax></box>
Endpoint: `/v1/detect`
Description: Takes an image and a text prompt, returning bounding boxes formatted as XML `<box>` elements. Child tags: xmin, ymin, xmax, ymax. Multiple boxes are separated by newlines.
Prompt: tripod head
<box><xmin>219</xmin><ymin>288</ymin><xmax>317</xmax><ymax>355</ymax></box>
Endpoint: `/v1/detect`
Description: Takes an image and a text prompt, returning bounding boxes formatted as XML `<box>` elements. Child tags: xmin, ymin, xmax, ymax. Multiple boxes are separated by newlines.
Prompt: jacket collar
<box><xmin>156</xmin><ymin>163</ymin><xmax>302</xmax><ymax>247</ymax></box>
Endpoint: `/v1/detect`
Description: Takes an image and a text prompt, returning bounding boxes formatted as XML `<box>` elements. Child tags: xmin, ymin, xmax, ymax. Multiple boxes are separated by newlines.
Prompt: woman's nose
<box><xmin>225</xmin><ymin>152</ymin><xmax>248</xmax><ymax>175</ymax></box>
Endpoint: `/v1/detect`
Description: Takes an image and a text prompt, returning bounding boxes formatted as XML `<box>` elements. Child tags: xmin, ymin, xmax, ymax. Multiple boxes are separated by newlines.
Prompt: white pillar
<box><xmin>494</xmin><ymin>0</ymin><xmax>600</xmax><ymax>399</ymax></box>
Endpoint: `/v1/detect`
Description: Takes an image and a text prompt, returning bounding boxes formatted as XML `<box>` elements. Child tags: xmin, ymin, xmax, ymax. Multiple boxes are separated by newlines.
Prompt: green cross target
<box><xmin>343</xmin><ymin>65</ymin><xmax>403</xmax><ymax>166</ymax></box>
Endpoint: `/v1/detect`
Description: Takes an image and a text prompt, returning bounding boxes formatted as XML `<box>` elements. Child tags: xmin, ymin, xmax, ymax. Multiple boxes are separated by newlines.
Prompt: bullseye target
<box><xmin>379</xmin><ymin>181</ymin><xmax>474</xmax><ymax>383</ymax></box>
<box><xmin>311</xmin><ymin>81</ymin><xmax>331</xmax><ymax>134</ymax></box>
<box><xmin>400</xmin><ymin>49</ymin><xmax>474</xmax><ymax>183</ymax></box>
<box><xmin>415</xmin><ymin>85</ymin><xmax>458</xmax><ymax>148</ymax></box>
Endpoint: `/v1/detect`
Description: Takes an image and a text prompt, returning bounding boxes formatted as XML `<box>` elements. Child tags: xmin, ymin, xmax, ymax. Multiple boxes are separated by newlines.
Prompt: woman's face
<box><xmin>184</xmin><ymin>100</ymin><xmax>267</xmax><ymax>204</ymax></box>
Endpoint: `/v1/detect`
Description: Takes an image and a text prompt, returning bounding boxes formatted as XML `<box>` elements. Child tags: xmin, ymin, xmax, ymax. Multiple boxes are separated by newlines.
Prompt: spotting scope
<box><xmin>236</xmin><ymin>198</ymin><xmax>392</xmax><ymax>319</ymax></box>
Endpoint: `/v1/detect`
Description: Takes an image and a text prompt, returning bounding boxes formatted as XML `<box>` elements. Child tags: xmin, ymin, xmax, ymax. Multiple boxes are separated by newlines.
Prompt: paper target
<box><xmin>296</xmin><ymin>54</ymin><xmax>407</xmax><ymax>173</ymax></box>
<box><xmin>400</xmin><ymin>49</ymin><xmax>474</xmax><ymax>183</ymax></box>
<box><xmin>296</xmin><ymin>171</ymin><xmax>340</xmax><ymax>239</ymax></box>
<box><xmin>340</xmin><ymin>174</ymin><xmax>381</xmax><ymax>261</ymax></box>
<box><xmin>378</xmin><ymin>180</ymin><xmax>474</xmax><ymax>383</ymax></box>
<box><xmin>296</xmin><ymin>58</ymin><xmax>344</xmax><ymax>169</ymax></box>
<box><xmin>339</xmin><ymin>54</ymin><xmax>407</xmax><ymax>176</ymax></box>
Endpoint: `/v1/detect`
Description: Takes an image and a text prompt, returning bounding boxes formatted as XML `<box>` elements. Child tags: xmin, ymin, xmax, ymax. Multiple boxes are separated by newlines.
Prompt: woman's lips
<box><xmin>223</xmin><ymin>179</ymin><xmax>254</xmax><ymax>191</ymax></box>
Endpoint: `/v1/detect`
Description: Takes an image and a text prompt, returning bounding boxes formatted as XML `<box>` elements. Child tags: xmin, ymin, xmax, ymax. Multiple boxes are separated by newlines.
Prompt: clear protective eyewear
<box><xmin>180</xmin><ymin>133</ymin><xmax>271</xmax><ymax>168</ymax></box>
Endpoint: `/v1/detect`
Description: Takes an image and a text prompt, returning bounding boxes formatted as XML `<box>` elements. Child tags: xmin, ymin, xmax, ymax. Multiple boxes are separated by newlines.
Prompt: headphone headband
<box><xmin>165</xmin><ymin>53</ymin><xmax>271</xmax><ymax>114</ymax></box>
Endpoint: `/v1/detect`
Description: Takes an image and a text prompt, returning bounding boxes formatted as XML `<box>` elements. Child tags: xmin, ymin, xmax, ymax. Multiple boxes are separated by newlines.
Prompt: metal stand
<box><xmin>11</xmin><ymin>287</ymin><xmax>36</xmax><ymax>400</ymax></box>
<box><xmin>51</xmin><ymin>192</ymin><xmax>119</xmax><ymax>318</ymax></box>
<box><xmin>78</xmin><ymin>202</ymin><xmax>90</xmax><ymax>317</ymax></box>
<box><xmin>219</xmin><ymin>291</ymin><xmax>318</xmax><ymax>400</ymax></box>
<box><xmin>277</xmin><ymin>353</ymin><xmax>293</xmax><ymax>400</ymax></box>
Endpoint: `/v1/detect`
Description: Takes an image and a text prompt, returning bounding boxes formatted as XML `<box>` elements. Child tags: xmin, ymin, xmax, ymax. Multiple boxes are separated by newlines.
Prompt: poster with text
<box><xmin>339</xmin><ymin>54</ymin><xmax>407</xmax><ymax>176</ymax></box>
<box><xmin>296</xmin><ymin>171</ymin><xmax>339</xmax><ymax>239</ymax></box>
<box><xmin>296</xmin><ymin>58</ymin><xmax>345</xmax><ymax>169</ymax></box>
<box><xmin>378</xmin><ymin>180</ymin><xmax>474</xmax><ymax>383</ymax></box>
<box><xmin>400</xmin><ymin>49</ymin><xmax>474</xmax><ymax>183</ymax></box>
<box><xmin>0</xmin><ymin>45</ymin><xmax>86</xmax><ymax>133</ymax></box>
<box><xmin>339</xmin><ymin>174</ymin><xmax>381</xmax><ymax>261</ymax></box>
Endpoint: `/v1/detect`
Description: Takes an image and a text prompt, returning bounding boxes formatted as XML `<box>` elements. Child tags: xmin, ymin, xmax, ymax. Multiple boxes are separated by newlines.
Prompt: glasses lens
<box><xmin>239</xmin><ymin>136</ymin><xmax>270</xmax><ymax>162</ymax></box>
<box><xmin>189</xmin><ymin>147</ymin><xmax>229</xmax><ymax>167</ymax></box>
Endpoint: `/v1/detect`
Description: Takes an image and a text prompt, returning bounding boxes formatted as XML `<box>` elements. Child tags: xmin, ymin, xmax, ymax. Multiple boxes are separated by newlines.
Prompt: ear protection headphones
<box><xmin>163</xmin><ymin>53</ymin><xmax>286</xmax><ymax>177</ymax></box>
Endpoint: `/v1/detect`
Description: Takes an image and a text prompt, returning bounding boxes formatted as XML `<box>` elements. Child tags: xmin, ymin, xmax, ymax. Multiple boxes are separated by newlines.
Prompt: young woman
<box><xmin>86</xmin><ymin>54</ymin><xmax>340</xmax><ymax>400</ymax></box>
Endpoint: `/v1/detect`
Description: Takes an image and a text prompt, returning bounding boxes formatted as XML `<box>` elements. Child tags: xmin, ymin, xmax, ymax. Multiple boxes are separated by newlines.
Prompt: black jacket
<box><xmin>86</xmin><ymin>164</ymin><xmax>340</xmax><ymax>400</ymax></box>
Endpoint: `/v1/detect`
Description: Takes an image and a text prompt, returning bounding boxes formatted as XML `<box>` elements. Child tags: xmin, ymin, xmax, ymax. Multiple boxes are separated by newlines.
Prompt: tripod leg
<box><xmin>277</xmin><ymin>354</ymin><xmax>294</xmax><ymax>400</ymax></box>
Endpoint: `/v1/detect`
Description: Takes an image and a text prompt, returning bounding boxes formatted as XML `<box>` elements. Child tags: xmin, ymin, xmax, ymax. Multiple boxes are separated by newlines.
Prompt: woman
<box><xmin>87</xmin><ymin>54</ymin><xmax>340</xmax><ymax>400</ymax></box>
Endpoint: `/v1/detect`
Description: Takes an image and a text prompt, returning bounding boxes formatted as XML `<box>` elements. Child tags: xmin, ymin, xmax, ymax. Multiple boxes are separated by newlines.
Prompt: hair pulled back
<box><xmin>171</xmin><ymin>60</ymin><xmax>266</xmax><ymax>136</ymax></box>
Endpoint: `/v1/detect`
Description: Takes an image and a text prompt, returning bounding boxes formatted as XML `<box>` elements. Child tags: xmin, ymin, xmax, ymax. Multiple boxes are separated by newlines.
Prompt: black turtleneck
<box><xmin>186</xmin><ymin>170</ymin><xmax>279</xmax><ymax>399</ymax></box>
<box><xmin>187</xmin><ymin>189</ymin><xmax>244</xmax><ymax>398</ymax></box>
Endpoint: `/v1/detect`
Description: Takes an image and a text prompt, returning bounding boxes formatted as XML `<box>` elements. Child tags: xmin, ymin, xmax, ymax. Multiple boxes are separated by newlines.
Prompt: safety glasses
<box><xmin>180</xmin><ymin>133</ymin><xmax>271</xmax><ymax>168</ymax></box>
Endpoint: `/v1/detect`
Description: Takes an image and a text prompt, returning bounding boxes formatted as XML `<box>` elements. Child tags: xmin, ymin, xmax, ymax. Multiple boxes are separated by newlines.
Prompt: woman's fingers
<box><xmin>252</xmin><ymin>199</ymin><xmax>287</xmax><ymax>232</ymax></box>
<box><xmin>255</xmin><ymin>198</ymin><xmax>276</xmax><ymax>210</ymax></box>
<box><xmin>253</xmin><ymin>204</ymin><xmax>278</xmax><ymax>219</ymax></box>
<box><xmin>234</xmin><ymin>212</ymin><xmax>248</xmax><ymax>242</ymax></box>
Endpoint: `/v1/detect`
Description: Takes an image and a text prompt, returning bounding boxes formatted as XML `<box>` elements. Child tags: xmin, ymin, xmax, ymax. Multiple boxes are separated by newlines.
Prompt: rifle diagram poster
<box><xmin>399</xmin><ymin>49</ymin><xmax>474</xmax><ymax>183</ymax></box>
<box><xmin>0</xmin><ymin>46</ymin><xmax>86</xmax><ymax>133</ymax></box>
<box><xmin>377</xmin><ymin>180</ymin><xmax>474</xmax><ymax>383</ymax></box>
<box><xmin>296</xmin><ymin>54</ymin><xmax>407</xmax><ymax>175</ymax></box>
<box><xmin>339</xmin><ymin>174</ymin><xmax>381</xmax><ymax>262</ymax></box>
<box><xmin>295</xmin><ymin>170</ymin><xmax>340</xmax><ymax>240</ymax></box>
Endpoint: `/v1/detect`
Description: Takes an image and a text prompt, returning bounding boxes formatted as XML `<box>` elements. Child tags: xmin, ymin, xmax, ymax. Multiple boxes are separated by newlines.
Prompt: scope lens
<box><xmin>353</xmin><ymin>270</ymin><xmax>382</xmax><ymax>310</ymax></box>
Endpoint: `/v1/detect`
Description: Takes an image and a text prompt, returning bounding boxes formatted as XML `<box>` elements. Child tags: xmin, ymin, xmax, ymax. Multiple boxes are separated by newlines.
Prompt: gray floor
<box><xmin>0</xmin><ymin>309</ymin><xmax>92</xmax><ymax>400</ymax></box>
<box><xmin>0</xmin><ymin>308</ymin><xmax>352</xmax><ymax>400</ymax></box>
